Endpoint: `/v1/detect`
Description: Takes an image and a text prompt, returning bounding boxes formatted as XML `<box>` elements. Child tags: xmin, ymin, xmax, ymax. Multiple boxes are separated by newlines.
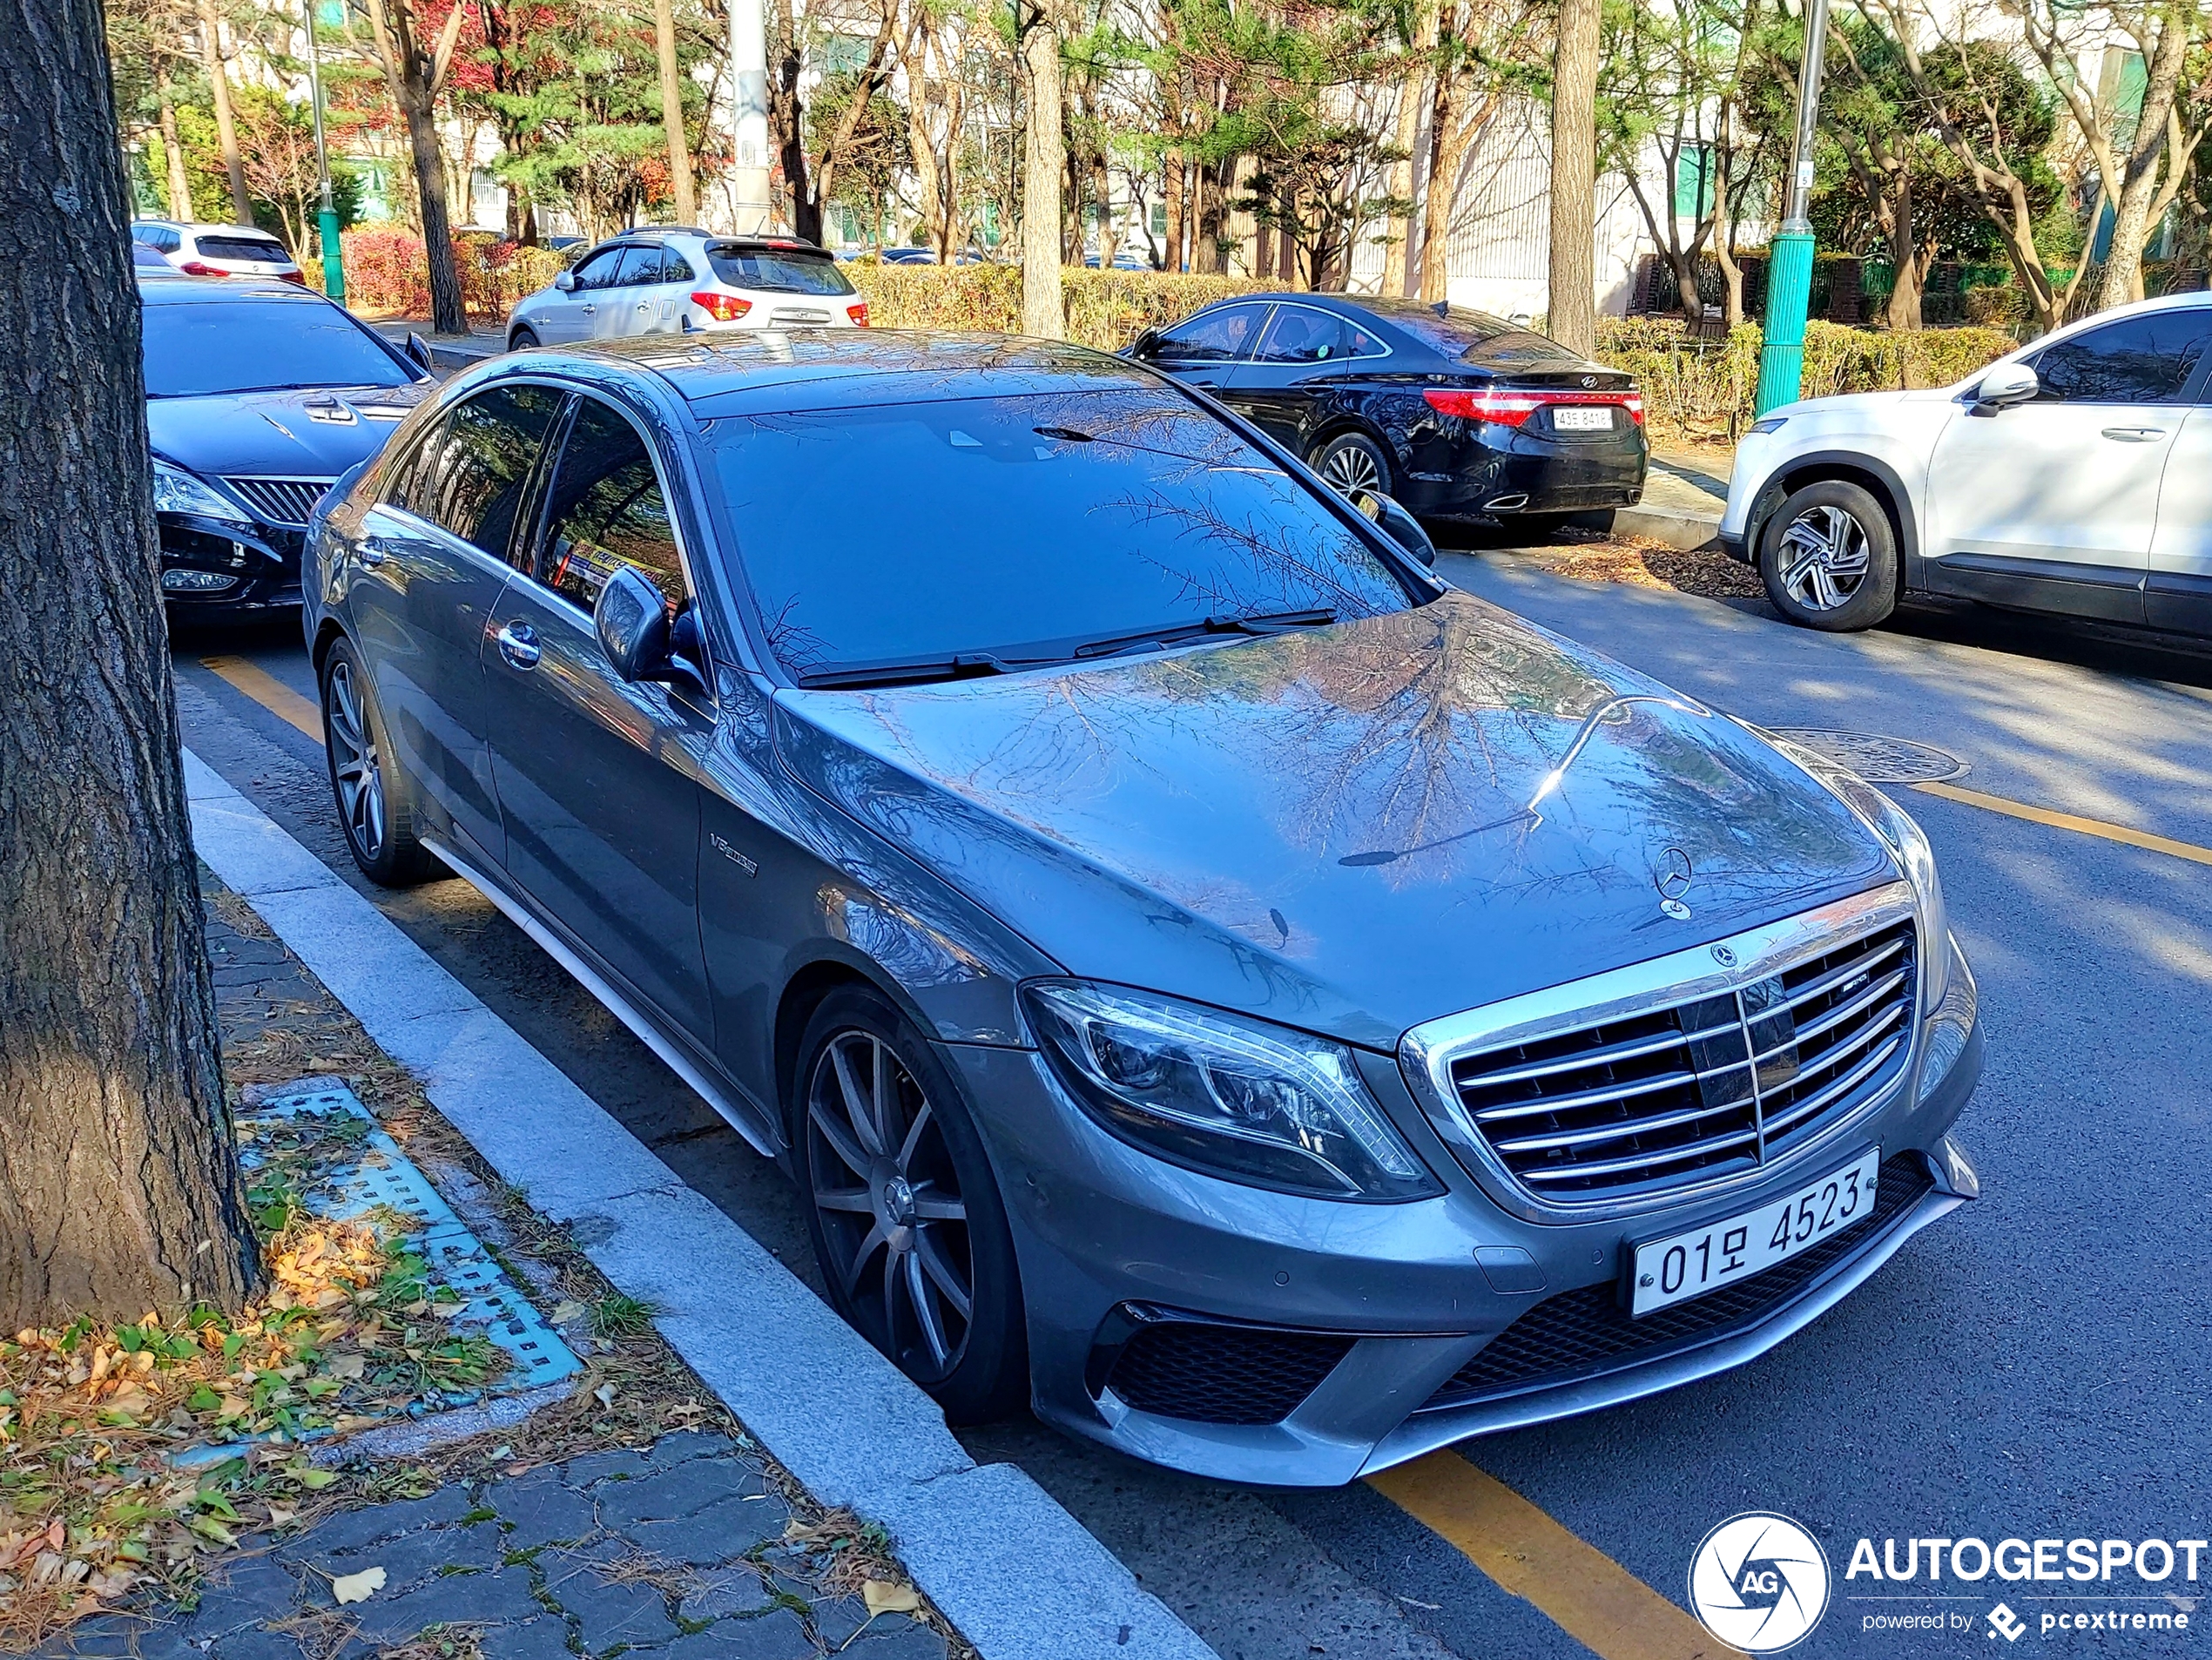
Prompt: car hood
<box><xmin>1774</xmin><ymin>387</ymin><xmax>1958</xmax><ymax>421</ymax></box>
<box><xmin>775</xmin><ymin>591</ymin><xmax>1898</xmax><ymax>1049</ymax></box>
<box><xmin>146</xmin><ymin>383</ymin><xmax>431</xmax><ymax>481</ymax></box>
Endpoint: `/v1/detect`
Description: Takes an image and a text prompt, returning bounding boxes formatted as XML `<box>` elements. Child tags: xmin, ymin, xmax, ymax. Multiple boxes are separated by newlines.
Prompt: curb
<box><xmin>372</xmin><ymin>321</ymin><xmax>500</xmax><ymax>368</ymax></box>
<box><xmin>1612</xmin><ymin>503</ymin><xmax>1721</xmax><ymax>551</ymax></box>
<box><xmin>183</xmin><ymin>748</ymin><xmax>1220</xmax><ymax>1660</ymax></box>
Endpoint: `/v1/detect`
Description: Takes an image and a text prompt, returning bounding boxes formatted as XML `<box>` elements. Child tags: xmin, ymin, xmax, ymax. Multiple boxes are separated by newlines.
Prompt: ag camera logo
<box><xmin>1689</xmin><ymin>1513</ymin><xmax>1831</xmax><ymax>1652</ymax></box>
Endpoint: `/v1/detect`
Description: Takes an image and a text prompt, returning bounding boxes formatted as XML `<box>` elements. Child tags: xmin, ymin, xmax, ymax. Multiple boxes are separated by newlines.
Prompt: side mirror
<box><xmin>1129</xmin><ymin>327</ymin><xmax>1162</xmax><ymax>361</ymax></box>
<box><xmin>404</xmin><ymin>332</ymin><xmax>434</xmax><ymax>371</ymax></box>
<box><xmin>553</xmin><ymin>268</ymin><xmax>577</xmax><ymax>293</ymax></box>
<box><xmin>1973</xmin><ymin>361</ymin><xmax>2038</xmax><ymax>408</ymax></box>
<box><xmin>595</xmin><ymin>565</ymin><xmax>709</xmax><ymax>692</ymax></box>
<box><xmin>1350</xmin><ymin>487</ymin><xmax>1437</xmax><ymax>568</ymax></box>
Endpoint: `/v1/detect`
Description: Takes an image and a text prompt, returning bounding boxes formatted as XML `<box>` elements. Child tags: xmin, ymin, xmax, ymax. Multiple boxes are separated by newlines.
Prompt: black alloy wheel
<box><xmin>793</xmin><ymin>989</ymin><xmax>1027</xmax><ymax>1422</ymax></box>
<box><xmin>1310</xmin><ymin>431</ymin><xmax>1393</xmax><ymax>499</ymax></box>
<box><xmin>320</xmin><ymin>638</ymin><xmax>440</xmax><ymax>886</ymax></box>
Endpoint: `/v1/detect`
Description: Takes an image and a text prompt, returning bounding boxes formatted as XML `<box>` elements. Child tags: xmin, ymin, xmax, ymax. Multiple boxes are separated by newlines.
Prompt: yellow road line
<box><xmin>199</xmin><ymin>656</ymin><xmax>323</xmax><ymax>744</ymax></box>
<box><xmin>1912</xmin><ymin>780</ymin><xmax>2212</xmax><ymax>868</ymax></box>
<box><xmin>1368</xmin><ymin>1454</ymin><xmax>1722</xmax><ymax>1660</ymax></box>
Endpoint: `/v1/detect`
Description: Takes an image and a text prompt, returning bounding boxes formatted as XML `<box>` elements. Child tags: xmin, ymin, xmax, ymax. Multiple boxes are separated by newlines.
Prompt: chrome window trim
<box><xmin>1398</xmin><ymin>881</ymin><xmax>1920</xmax><ymax>1225</ymax></box>
<box><xmin>1155</xmin><ymin>300</ymin><xmax>1279</xmax><ymax>367</ymax></box>
<box><xmin>1251</xmin><ymin>300</ymin><xmax>1395</xmax><ymax>366</ymax></box>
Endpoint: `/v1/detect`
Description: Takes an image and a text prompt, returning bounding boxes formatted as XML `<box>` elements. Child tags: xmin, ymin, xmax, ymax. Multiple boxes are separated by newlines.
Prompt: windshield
<box><xmin>708</xmin><ymin>388</ymin><xmax>1419</xmax><ymax>683</ymax></box>
<box><xmin>143</xmin><ymin>300</ymin><xmax>419</xmax><ymax>397</ymax></box>
<box><xmin>705</xmin><ymin>246</ymin><xmax>855</xmax><ymax>295</ymax></box>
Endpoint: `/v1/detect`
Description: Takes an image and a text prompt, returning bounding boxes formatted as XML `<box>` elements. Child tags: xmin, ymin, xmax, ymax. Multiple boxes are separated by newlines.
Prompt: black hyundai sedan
<box><xmin>1129</xmin><ymin>294</ymin><xmax>1647</xmax><ymax>533</ymax></box>
<box><xmin>143</xmin><ymin>277</ymin><xmax>434</xmax><ymax>617</ymax></box>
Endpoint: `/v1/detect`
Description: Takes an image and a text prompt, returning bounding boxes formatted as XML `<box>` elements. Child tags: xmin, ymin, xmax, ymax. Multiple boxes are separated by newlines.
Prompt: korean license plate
<box><xmin>1629</xmin><ymin>1148</ymin><xmax>1881</xmax><ymax>1317</ymax></box>
<box><xmin>1553</xmin><ymin>406</ymin><xmax>1614</xmax><ymax>431</ymax></box>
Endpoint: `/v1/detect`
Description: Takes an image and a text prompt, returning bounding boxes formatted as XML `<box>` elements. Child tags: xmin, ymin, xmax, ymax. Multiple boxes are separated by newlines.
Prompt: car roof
<box><xmin>138</xmin><ymin>277</ymin><xmax>330</xmax><ymax>306</ymax></box>
<box><xmin>500</xmin><ymin>329</ymin><xmax>1158</xmax><ymax>416</ymax></box>
<box><xmin>136</xmin><ymin>220</ymin><xmax>281</xmax><ymax>238</ymax></box>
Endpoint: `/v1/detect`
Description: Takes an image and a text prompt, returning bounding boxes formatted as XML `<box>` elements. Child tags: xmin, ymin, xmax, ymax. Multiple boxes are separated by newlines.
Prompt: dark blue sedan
<box><xmin>1130</xmin><ymin>294</ymin><xmax>1649</xmax><ymax>531</ymax></box>
<box><xmin>143</xmin><ymin>278</ymin><xmax>434</xmax><ymax>617</ymax></box>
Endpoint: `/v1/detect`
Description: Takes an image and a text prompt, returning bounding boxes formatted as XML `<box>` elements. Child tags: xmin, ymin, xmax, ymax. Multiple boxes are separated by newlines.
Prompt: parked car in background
<box><xmin>1130</xmin><ymin>294</ymin><xmax>1648</xmax><ymax>535</ymax></box>
<box><xmin>507</xmin><ymin>230</ymin><xmax>866</xmax><ymax>349</ymax></box>
<box><xmin>1723</xmin><ymin>290</ymin><xmax>2212</xmax><ymax>638</ymax></box>
<box><xmin>132</xmin><ymin>219</ymin><xmax>305</xmax><ymax>283</ymax></box>
<box><xmin>300</xmin><ymin>328</ymin><xmax>1979</xmax><ymax>1486</ymax></box>
<box><xmin>878</xmin><ymin>246</ymin><xmax>939</xmax><ymax>264</ymax></box>
<box><xmin>144</xmin><ymin>278</ymin><xmax>433</xmax><ymax>618</ymax></box>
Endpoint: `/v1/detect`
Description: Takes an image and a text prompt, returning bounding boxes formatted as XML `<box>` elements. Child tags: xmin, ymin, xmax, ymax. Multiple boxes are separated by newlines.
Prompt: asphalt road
<box><xmin>171</xmin><ymin>557</ymin><xmax>2212</xmax><ymax>1660</ymax></box>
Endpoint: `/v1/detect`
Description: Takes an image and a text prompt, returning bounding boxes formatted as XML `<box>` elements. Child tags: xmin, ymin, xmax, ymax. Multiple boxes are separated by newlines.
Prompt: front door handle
<box><xmin>356</xmin><ymin>540</ymin><xmax>388</xmax><ymax>568</ymax></box>
<box><xmin>580</xmin><ymin>303</ymin><xmax>597</xmax><ymax>316</ymax></box>
<box><xmin>2101</xmin><ymin>426</ymin><xmax>2167</xmax><ymax>442</ymax></box>
<box><xmin>496</xmin><ymin>621</ymin><xmax>541</xmax><ymax>670</ymax></box>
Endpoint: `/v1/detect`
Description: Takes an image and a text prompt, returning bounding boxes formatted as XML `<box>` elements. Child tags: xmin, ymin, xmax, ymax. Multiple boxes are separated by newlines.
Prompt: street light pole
<box><xmin>727</xmin><ymin>0</ymin><xmax>772</xmax><ymax>233</ymax></box>
<box><xmin>1754</xmin><ymin>0</ymin><xmax>1831</xmax><ymax>415</ymax></box>
<box><xmin>300</xmin><ymin>0</ymin><xmax>344</xmax><ymax>301</ymax></box>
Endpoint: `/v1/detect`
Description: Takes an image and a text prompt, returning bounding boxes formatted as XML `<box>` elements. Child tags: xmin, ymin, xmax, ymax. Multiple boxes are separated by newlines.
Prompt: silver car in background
<box><xmin>506</xmin><ymin>230</ymin><xmax>867</xmax><ymax>351</ymax></box>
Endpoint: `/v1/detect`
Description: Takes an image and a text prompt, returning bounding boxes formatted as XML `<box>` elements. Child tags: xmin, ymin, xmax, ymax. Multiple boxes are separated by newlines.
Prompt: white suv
<box><xmin>132</xmin><ymin>219</ymin><xmax>305</xmax><ymax>283</ymax></box>
<box><xmin>506</xmin><ymin>230</ymin><xmax>867</xmax><ymax>350</ymax></box>
<box><xmin>1722</xmin><ymin>291</ymin><xmax>2212</xmax><ymax>638</ymax></box>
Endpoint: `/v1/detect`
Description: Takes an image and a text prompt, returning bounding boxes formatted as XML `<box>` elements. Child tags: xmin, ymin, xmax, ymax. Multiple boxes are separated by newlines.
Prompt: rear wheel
<box><xmin>792</xmin><ymin>989</ymin><xmax>1028</xmax><ymax>1424</ymax></box>
<box><xmin>1309</xmin><ymin>431</ymin><xmax>1393</xmax><ymax>499</ymax></box>
<box><xmin>320</xmin><ymin>638</ymin><xmax>441</xmax><ymax>886</ymax></box>
<box><xmin>508</xmin><ymin>325</ymin><xmax>539</xmax><ymax>352</ymax></box>
<box><xmin>1759</xmin><ymin>479</ymin><xmax>1899</xmax><ymax>631</ymax></box>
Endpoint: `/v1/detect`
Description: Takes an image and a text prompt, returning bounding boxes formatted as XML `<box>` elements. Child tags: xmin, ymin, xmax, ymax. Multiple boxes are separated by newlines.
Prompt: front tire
<box><xmin>1758</xmin><ymin>479</ymin><xmax>1899</xmax><ymax>631</ymax></box>
<box><xmin>792</xmin><ymin>989</ymin><xmax>1028</xmax><ymax>1424</ymax></box>
<box><xmin>1309</xmin><ymin>431</ymin><xmax>1393</xmax><ymax>499</ymax></box>
<box><xmin>508</xmin><ymin>325</ymin><xmax>539</xmax><ymax>352</ymax></box>
<box><xmin>319</xmin><ymin>638</ymin><xmax>441</xmax><ymax>886</ymax></box>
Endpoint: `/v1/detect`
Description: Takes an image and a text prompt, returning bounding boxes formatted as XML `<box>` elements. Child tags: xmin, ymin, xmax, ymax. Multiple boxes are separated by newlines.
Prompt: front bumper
<box><xmin>945</xmin><ymin>974</ymin><xmax>1982</xmax><ymax>1488</ymax></box>
<box><xmin>159</xmin><ymin>512</ymin><xmax>302</xmax><ymax>616</ymax></box>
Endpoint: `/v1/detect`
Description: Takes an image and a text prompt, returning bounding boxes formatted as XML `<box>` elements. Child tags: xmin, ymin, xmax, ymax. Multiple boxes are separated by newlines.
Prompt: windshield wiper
<box><xmin>1071</xmin><ymin>608</ymin><xmax>1339</xmax><ymax>660</ymax></box>
<box><xmin>797</xmin><ymin>652</ymin><xmax>1032</xmax><ymax>690</ymax></box>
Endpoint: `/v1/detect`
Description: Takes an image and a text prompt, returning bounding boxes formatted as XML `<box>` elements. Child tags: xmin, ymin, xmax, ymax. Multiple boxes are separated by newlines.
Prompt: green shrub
<box><xmin>335</xmin><ymin>231</ymin><xmax>570</xmax><ymax>325</ymax></box>
<box><xmin>849</xmin><ymin>262</ymin><xmax>1286</xmax><ymax>351</ymax></box>
<box><xmin>1595</xmin><ymin>317</ymin><xmax>2013</xmax><ymax>442</ymax></box>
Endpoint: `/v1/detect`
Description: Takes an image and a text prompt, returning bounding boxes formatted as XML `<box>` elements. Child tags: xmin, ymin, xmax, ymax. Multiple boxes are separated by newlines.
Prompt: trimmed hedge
<box><xmin>1595</xmin><ymin>317</ymin><xmax>2014</xmax><ymax>442</ymax></box>
<box><xmin>330</xmin><ymin>229</ymin><xmax>567</xmax><ymax>324</ymax></box>
<box><xmin>848</xmin><ymin>261</ymin><xmax>1286</xmax><ymax>350</ymax></box>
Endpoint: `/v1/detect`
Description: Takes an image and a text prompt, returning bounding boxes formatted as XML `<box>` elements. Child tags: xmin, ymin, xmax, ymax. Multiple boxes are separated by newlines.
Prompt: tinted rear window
<box><xmin>196</xmin><ymin>234</ymin><xmax>291</xmax><ymax>262</ymax></box>
<box><xmin>1378</xmin><ymin>307</ymin><xmax>1588</xmax><ymax>371</ymax></box>
<box><xmin>707</xmin><ymin>388</ymin><xmax>1414</xmax><ymax>681</ymax></box>
<box><xmin>144</xmin><ymin>300</ymin><xmax>419</xmax><ymax>396</ymax></box>
<box><xmin>705</xmin><ymin>246</ymin><xmax>853</xmax><ymax>295</ymax></box>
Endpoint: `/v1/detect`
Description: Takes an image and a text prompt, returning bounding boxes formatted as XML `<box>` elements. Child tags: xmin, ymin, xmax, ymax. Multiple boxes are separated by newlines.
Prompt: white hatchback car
<box><xmin>505</xmin><ymin>230</ymin><xmax>867</xmax><ymax>351</ymax></box>
<box><xmin>1722</xmin><ymin>291</ymin><xmax>2212</xmax><ymax>638</ymax></box>
<box><xmin>132</xmin><ymin>220</ymin><xmax>305</xmax><ymax>283</ymax></box>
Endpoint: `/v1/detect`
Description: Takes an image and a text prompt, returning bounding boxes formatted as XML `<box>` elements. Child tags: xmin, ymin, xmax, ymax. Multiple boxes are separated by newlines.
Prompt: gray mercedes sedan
<box><xmin>302</xmin><ymin>331</ymin><xmax>1984</xmax><ymax>1486</ymax></box>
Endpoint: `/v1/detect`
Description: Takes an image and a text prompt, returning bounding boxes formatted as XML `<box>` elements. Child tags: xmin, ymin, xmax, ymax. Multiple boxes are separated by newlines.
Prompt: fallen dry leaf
<box><xmin>331</xmin><ymin>1566</ymin><xmax>386</xmax><ymax>1604</ymax></box>
<box><xmin>861</xmin><ymin>1579</ymin><xmax>921</xmax><ymax>1616</ymax></box>
<box><xmin>324</xmin><ymin>1352</ymin><xmax>365</xmax><ymax>1380</ymax></box>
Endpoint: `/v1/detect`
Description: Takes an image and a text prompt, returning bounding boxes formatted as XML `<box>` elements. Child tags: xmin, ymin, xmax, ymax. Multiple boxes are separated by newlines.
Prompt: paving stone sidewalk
<box><xmin>43</xmin><ymin>1433</ymin><xmax>946</xmax><ymax>1660</ymax></box>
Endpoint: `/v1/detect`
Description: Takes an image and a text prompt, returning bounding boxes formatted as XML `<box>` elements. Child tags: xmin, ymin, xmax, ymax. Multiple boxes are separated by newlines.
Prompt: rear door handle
<box><xmin>2102</xmin><ymin>427</ymin><xmax>2167</xmax><ymax>442</ymax></box>
<box><xmin>496</xmin><ymin>622</ymin><xmax>541</xmax><ymax>670</ymax></box>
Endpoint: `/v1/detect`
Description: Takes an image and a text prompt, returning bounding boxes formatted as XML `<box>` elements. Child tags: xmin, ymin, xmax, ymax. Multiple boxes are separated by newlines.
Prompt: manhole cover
<box><xmin>1765</xmin><ymin>727</ymin><xmax>1967</xmax><ymax>784</ymax></box>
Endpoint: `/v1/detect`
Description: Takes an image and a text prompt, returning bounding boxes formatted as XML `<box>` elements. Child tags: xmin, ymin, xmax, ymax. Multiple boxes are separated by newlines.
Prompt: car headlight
<box><xmin>152</xmin><ymin>458</ymin><xmax>251</xmax><ymax>525</ymax></box>
<box><xmin>1022</xmin><ymin>981</ymin><xmax>1441</xmax><ymax>1202</ymax></box>
<box><xmin>1747</xmin><ymin>415</ymin><xmax>1789</xmax><ymax>435</ymax></box>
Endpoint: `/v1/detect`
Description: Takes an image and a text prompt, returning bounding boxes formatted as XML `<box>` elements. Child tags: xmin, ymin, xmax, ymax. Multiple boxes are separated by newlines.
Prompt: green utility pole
<box><xmin>302</xmin><ymin>0</ymin><xmax>343</xmax><ymax>301</ymax></box>
<box><xmin>1754</xmin><ymin>0</ymin><xmax>1831</xmax><ymax>415</ymax></box>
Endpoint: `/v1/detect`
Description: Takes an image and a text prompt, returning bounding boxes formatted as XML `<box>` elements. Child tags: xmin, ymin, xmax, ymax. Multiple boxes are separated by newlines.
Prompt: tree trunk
<box><xmin>1383</xmin><ymin>67</ymin><xmax>1426</xmax><ymax>296</ymax></box>
<box><xmin>0</xmin><ymin>0</ymin><xmax>261</xmax><ymax>1329</ymax></box>
<box><xmin>157</xmin><ymin>77</ymin><xmax>192</xmax><ymax>219</ymax></box>
<box><xmin>1019</xmin><ymin>3</ymin><xmax>1064</xmax><ymax>337</ymax></box>
<box><xmin>652</xmin><ymin>0</ymin><xmax>696</xmax><ymax>224</ymax></box>
<box><xmin>1548</xmin><ymin>0</ymin><xmax>1602</xmax><ymax>355</ymax></box>
<box><xmin>1093</xmin><ymin>148</ymin><xmax>1116</xmax><ymax>268</ymax></box>
<box><xmin>401</xmin><ymin>91</ymin><xmax>464</xmax><ymax>331</ymax></box>
<box><xmin>1163</xmin><ymin>150</ymin><xmax>1184</xmax><ymax>273</ymax></box>
<box><xmin>1192</xmin><ymin>160</ymin><xmax>1224</xmax><ymax>273</ymax></box>
<box><xmin>194</xmin><ymin>0</ymin><xmax>252</xmax><ymax>224</ymax></box>
<box><xmin>1884</xmin><ymin>172</ymin><xmax>1923</xmax><ymax>331</ymax></box>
